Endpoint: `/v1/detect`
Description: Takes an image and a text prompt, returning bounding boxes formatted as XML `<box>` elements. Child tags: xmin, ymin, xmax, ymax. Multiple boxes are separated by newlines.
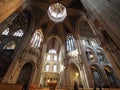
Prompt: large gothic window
<box><xmin>47</xmin><ymin>49</ymin><xmax>58</xmax><ymax>61</ymax></box>
<box><xmin>45</xmin><ymin>64</ymin><xmax>50</xmax><ymax>72</ymax></box>
<box><xmin>2</xmin><ymin>28</ymin><xmax>9</xmax><ymax>35</ymax></box>
<box><xmin>30</xmin><ymin>29</ymin><xmax>43</xmax><ymax>48</ymax></box>
<box><xmin>81</xmin><ymin>37</ymin><xmax>98</xmax><ymax>47</ymax></box>
<box><xmin>96</xmin><ymin>50</ymin><xmax>108</xmax><ymax>63</ymax></box>
<box><xmin>13</xmin><ymin>29</ymin><xmax>24</xmax><ymax>37</ymax></box>
<box><xmin>47</xmin><ymin>54</ymin><xmax>51</xmax><ymax>61</ymax></box>
<box><xmin>54</xmin><ymin>55</ymin><xmax>57</xmax><ymax>61</ymax></box>
<box><xmin>82</xmin><ymin>39</ymin><xmax>87</xmax><ymax>45</ymax></box>
<box><xmin>53</xmin><ymin>64</ymin><xmax>57</xmax><ymax>72</ymax></box>
<box><xmin>49</xmin><ymin>49</ymin><xmax>56</xmax><ymax>54</ymax></box>
<box><xmin>91</xmin><ymin>39</ymin><xmax>98</xmax><ymax>47</ymax></box>
<box><xmin>85</xmin><ymin>49</ymin><xmax>95</xmax><ymax>62</ymax></box>
<box><xmin>66</xmin><ymin>34</ymin><xmax>76</xmax><ymax>52</ymax></box>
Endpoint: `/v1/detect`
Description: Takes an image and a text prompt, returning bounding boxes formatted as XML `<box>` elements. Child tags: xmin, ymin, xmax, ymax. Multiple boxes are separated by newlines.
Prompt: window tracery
<box><xmin>13</xmin><ymin>29</ymin><xmax>24</xmax><ymax>37</ymax></box>
<box><xmin>66</xmin><ymin>34</ymin><xmax>76</xmax><ymax>52</ymax></box>
<box><xmin>53</xmin><ymin>64</ymin><xmax>57</xmax><ymax>72</ymax></box>
<box><xmin>54</xmin><ymin>55</ymin><xmax>57</xmax><ymax>61</ymax></box>
<box><xmin>96</xmin><ymin>50</ymin><xmax>107</xmax><ymax>63</ymax></box>
<box><xmin>86</xmin><ymin>49</ymin><xmax>94</xmax><ymax>62</ymax></box>
<box><xmin>47</xmin><ymin>54</ymin><xmax>51</xmax><ymax>61</ymax></box>
<box><xmin>30</xmin><ymin>29</ymin><xmax>43</xmax><ymax>48</ymax></box>
<box><xmin>81</xmin><ymin>37</ymin><xmax>98</xmax><ymax>47</ymax></box>
<box><xmin>45</xmin><ymin>64</ymin><xmax>49</xmax><ymax>72</ymax></box>
<box><xmin>2</xmin><ymin>28</ymin><xmax>9</xmax><ymax>35</ymax></box>
<box><xmin>49</xmin><ymin>49</ymin><xmax>56</xmax><ymax>54</ymax></box>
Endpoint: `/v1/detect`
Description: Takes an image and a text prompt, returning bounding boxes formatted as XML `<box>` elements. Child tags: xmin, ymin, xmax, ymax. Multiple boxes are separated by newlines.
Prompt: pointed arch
<box><xmin>17</xmin><ymin>63</ymin><xmax>32</xmax><ymax>90</ymax></box>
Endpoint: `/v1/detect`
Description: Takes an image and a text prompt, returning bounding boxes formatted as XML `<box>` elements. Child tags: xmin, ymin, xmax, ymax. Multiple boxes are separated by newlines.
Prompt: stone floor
<box><xmin>35</xmin><ymin>88</ymin><xmax>120</xmax><ymax>90</ymax></box>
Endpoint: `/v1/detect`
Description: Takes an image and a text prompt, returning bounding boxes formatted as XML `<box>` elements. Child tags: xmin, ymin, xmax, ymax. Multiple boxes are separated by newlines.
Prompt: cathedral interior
<box><xmin>0</xmin><ymin>0</ymin><xmax>120</xmax><ymax>90</ymax></box>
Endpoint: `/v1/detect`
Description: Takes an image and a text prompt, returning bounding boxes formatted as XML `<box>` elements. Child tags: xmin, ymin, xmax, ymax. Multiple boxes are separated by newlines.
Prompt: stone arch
<box><xmin>68</xmin><ymin>62</ymin><xmax>82</xmax><ymax>88</ymax></box>
<box><xmin>24</xmin><ymin>6</ymin><xmax>36</xmax><ymax>32</ymax></box>
<box><xmin>96</xmin><ymin>48</ymin><xmax>108</xmax><ymax>63</ymax></box>
<box><xmin>45</xmin><ymin>34</ymin><xmax>63</xmax><ymax>54</ymax></box>
<box><xmin>17</xmin><ymin>59</ymin><xmax>37</xmax><ymax>85</ymax></box>
<box><xmin>85</xmin><ymin>47</ymin><xmax>95</xmax><ymax>62</ymax></box>
<box><xmin>17</xmin><ymin>63</ymin><xmax>33</xmax><ymax>90</ymax></box>
<box><xmin>45</xmin><ymin>34</ymin><xmax>62</xmax><ymax>46</ymax></box>
<box><xmin>75</xmin><ymin>16</ymin><xmax>95</xmax><ymax>37</ymax></box>
<box><xmin>75</xmin><ymin>16</ymin><xmax>88</xmax><ymax>37</ymax></box>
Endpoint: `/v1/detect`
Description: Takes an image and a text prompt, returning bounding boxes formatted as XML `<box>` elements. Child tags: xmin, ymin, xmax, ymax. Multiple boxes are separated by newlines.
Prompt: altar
<box><xmin>47</xmin><ymin>82</ymin><xmax>57</xmax><ymax>90</ymax></box>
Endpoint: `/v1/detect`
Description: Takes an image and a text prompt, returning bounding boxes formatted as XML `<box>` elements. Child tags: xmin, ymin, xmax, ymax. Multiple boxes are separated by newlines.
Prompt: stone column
<box><xmin>2</xmin><ymin>20</ymin><xmax>35</xmax><ymax>83</ymax></box>
<box><xmin>81</xmin><ymin>0</ymin><xmax>120</xmax><ymax>45</ymax></box>
<box><xmin>64</xmin><ymin>69</ymin><xmax>70</xmax><ymax>89</ymax></box>
<box><xmin>31</xmin><ymin>43</ymin><xmax>45</xmax><ymax>87</ymax></box>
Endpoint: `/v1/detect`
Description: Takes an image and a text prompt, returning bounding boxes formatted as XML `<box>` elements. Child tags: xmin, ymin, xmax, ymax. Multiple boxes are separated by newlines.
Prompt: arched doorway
<box><xmin>68</xmin><ymin>63</ymin><xmax>81</xmax><ymax>88</ymax></box>
<box><xmin>17</xmin><ymin>63</ymin><xmax>32</xmax><ymax>90</ymax></box>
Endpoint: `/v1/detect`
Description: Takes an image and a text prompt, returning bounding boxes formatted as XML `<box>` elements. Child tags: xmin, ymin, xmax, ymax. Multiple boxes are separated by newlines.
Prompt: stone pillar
<box><xmin>64</xmin><ymin>69</ymin><xmax>70</xmax><ymax>89</ymax></box>
<box><xmin>37</xmin><ymin>43</ymin><xmax>47</xmax><ymax>87</ymax></box>
<box><xmin>75</xmin><ymin>35</ymin><xmax>94</xmax><ymax>88</ymax></box>
<box><xmin>81</xmin><ymin>0</ymin><xmax>120</xmax><ymax>45</ymax></box>
<box><xmin>31</xmin><ymin>43</ymin><xmax>44</xmax><ymax>87</ymax></box>
<box><xmin>2</xmin><ymin>22</ymin><xmax>34</xmax><ymax>83</ymax></box>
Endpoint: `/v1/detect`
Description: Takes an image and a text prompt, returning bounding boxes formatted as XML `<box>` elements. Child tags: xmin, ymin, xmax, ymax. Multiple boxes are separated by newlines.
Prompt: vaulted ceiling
<box><xmin>29</xmin><ymin>0</ymin><xmax>86</xmax><ymax>39</ymax></box>
<box><xmin>24</xmin><ymin>0</ymin><xmax>86</xmax><ymax>53</ymax></box>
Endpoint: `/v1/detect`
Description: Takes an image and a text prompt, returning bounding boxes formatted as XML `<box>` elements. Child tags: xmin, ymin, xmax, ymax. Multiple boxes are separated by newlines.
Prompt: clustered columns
<box><xmin>75</xmin><ymin>36</ymin><xmax>90</xmax><ymax>88</ymax></box>
<box><xmin>81</xmin><ymin>0</ymin><xmax>120</xmax><ymax>80</ymax></box>
<box><xmin>90</xmin><ymin>17</ymin><xmax>120</xmax><ymax>87</ymax></box>
<box><xmin>80</xmin><ymin>29</ymin><xmax>119</xmax><ymax>88</ymax></box>
<box><xmin>0</xmin><ymin>0</ymin><xmax>120</xmax><ymax>89</ymax></box>
<box><xmin>0</xmin><ymin>11</ymin><xmax>35</xmax><ymax>83</ymax></box>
